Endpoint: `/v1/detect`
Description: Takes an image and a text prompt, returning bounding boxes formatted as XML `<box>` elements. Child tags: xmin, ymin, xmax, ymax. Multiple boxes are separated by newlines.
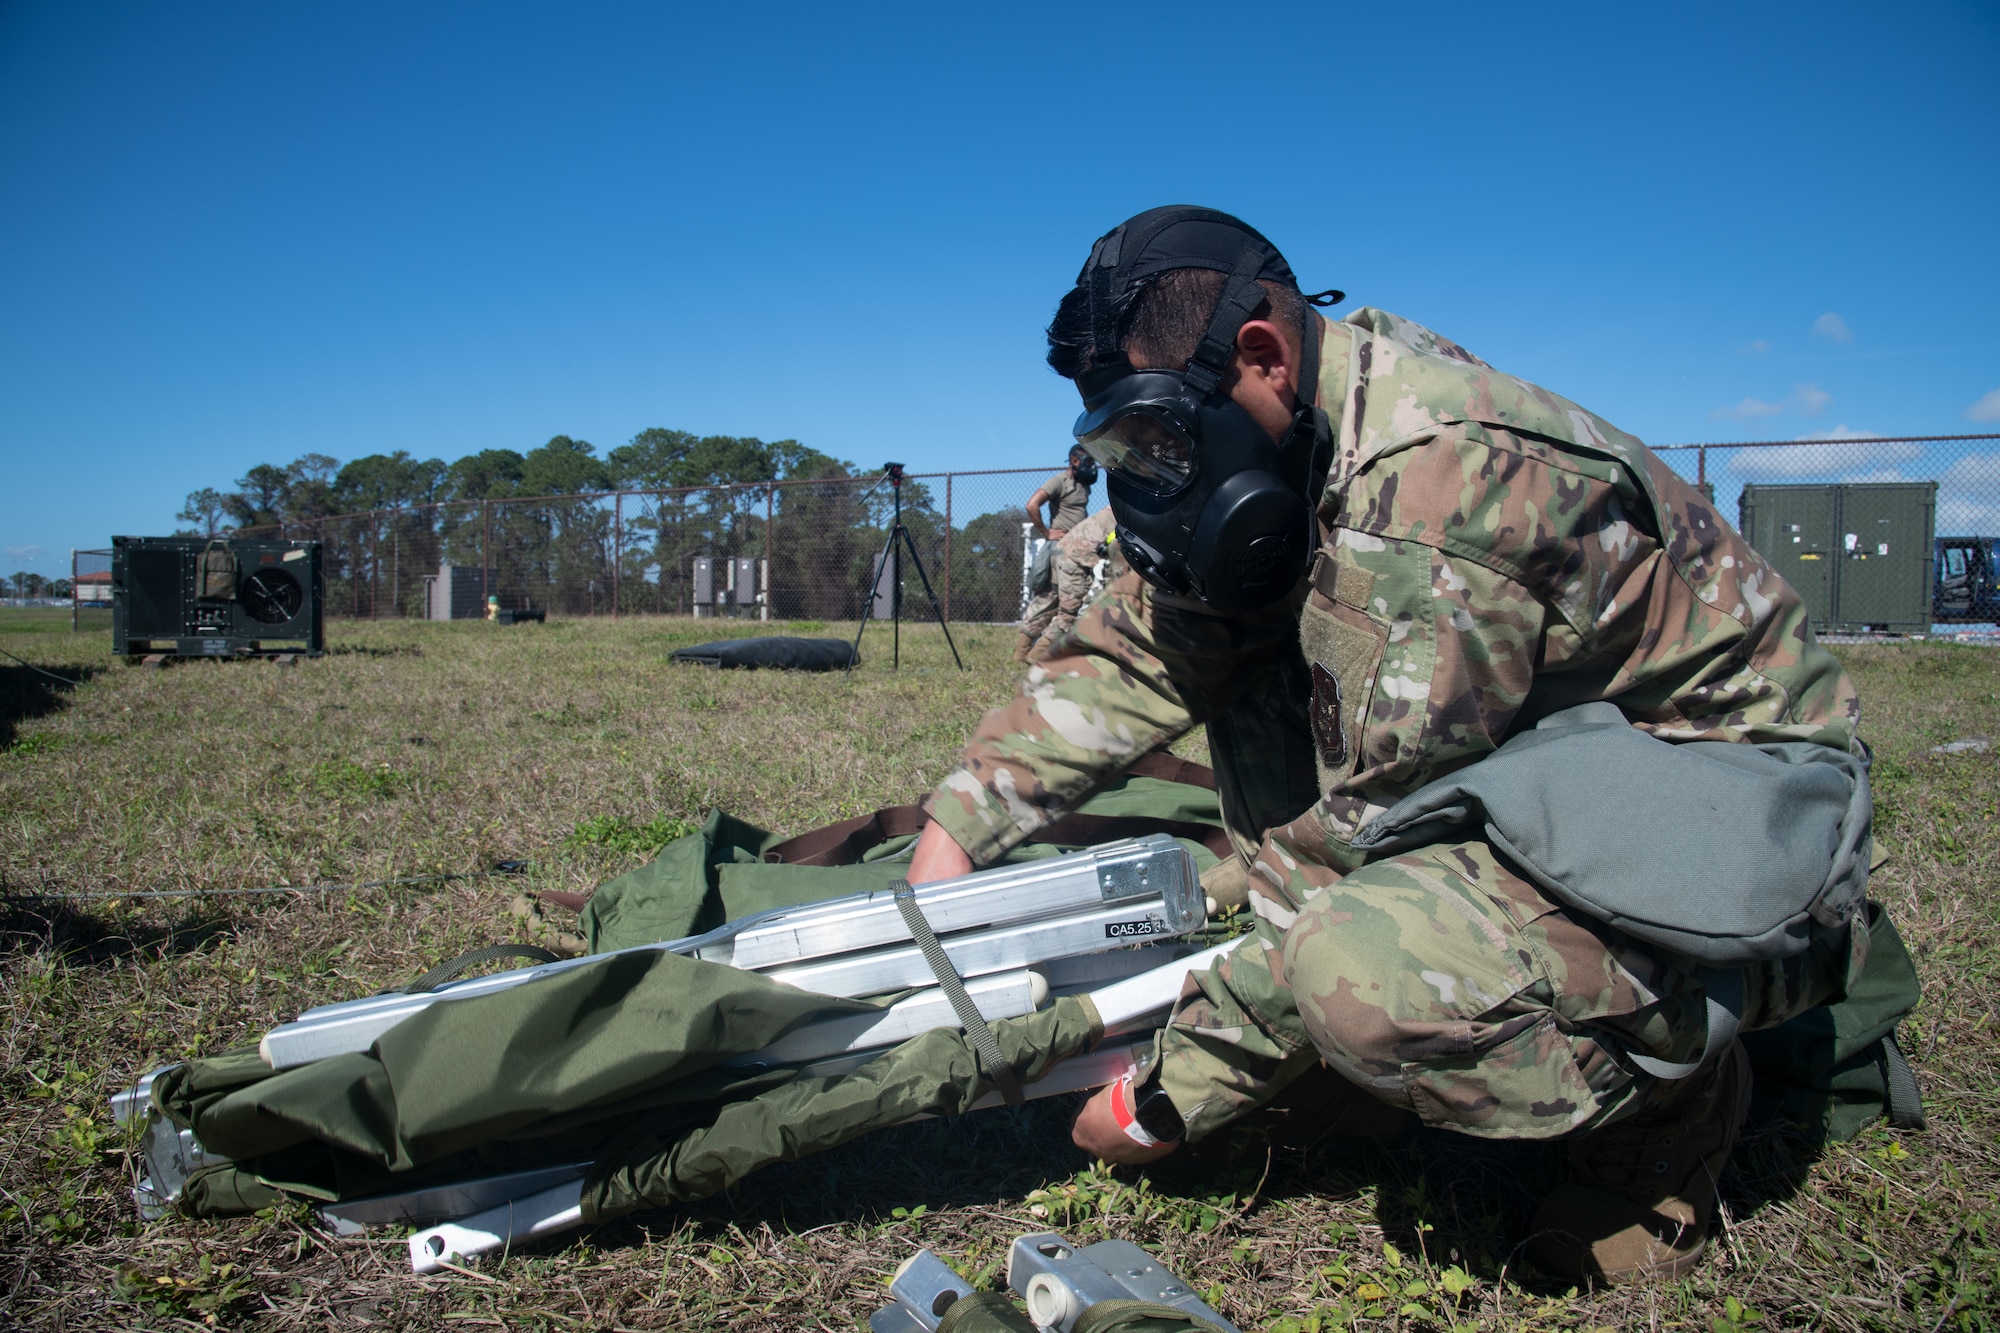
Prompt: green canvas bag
<box><xmin>1741</xmin><ymin>900</ymin><xmax>1926</xmax><ymax>1141</ymax></box>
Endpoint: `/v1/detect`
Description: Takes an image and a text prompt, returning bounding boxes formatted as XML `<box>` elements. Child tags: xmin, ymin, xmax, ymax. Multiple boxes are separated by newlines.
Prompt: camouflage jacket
<box><xmin>928</xmin><ymin>308</ymin><xmax>1860</xmax><ymax>872</ymax></box>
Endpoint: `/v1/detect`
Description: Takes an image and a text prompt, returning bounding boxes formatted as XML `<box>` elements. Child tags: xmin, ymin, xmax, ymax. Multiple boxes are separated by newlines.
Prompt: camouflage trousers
<box><xmin>1020</xmin><ymin>583</ymin><xmax>1061</xmax><ymax>643</ymax></box>
<box><xmin>1150</xmin><ymin>834</ymin><xmax>1850</xmax><ymax>1143</ymax></box>
<box><xmin>1023</xmin><ymin>519</ymin><xmax>1117</xmax><ymax>653</ymax></box>
<box><xmin>1032</xmin><ymin>554</ymin><xmax>1103</xmax><ymax>651</ymax></box>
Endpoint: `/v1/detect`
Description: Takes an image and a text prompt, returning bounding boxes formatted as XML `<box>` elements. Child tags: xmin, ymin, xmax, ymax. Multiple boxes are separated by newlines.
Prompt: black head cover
<box><xmin>1077</xmin><ymin>206</ymin><xmax>1339</xmax><ymax>395</ymax></box>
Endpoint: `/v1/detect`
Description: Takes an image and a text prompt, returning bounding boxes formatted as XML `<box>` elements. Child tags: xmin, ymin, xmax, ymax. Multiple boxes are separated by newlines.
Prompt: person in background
<box><xmin>1015</xmin><ymin>446</ymin><xmax>1098</xmax><ymax>661</ymax></box>
<box><xmin>1025</xmin><ymin>504</ymin><xmax>1117</xmax><ymax>664</ymax></box>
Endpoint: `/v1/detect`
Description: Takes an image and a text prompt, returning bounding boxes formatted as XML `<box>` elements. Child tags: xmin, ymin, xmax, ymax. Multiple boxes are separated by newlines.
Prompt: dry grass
<box><xmin>1</xmin><ymin>609</ymin><xmax>1993</xmax><ymax>1331</ymax></box>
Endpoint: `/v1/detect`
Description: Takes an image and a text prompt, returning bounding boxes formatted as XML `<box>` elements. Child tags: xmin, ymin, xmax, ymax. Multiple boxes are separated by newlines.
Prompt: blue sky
<box><xmin>3</xmin><ymin>0</ymin><xmax>1998</xmax><ymax>574</ymax></box>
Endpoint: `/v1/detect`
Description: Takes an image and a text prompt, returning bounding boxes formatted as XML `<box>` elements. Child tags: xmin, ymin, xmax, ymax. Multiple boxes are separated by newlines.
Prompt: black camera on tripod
<box><xmin>882</xmin><ymin>461</ymin><xmax>906</xmax><ymax>485</ymax></box>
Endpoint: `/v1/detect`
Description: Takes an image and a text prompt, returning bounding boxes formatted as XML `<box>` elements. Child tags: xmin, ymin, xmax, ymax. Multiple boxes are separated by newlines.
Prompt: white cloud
<box><xmin>1711</xmin><ymin>397</ymin><xmax>1786</xmax><ymax>422</ymax></box>
<box><xmin>1726</xmin><ymin>439</ymin><xmax>1922</xmax><ymax>479</ymax></box>
<box><xmin>4</xmin><ymin>545</ymin><xmax>46</xmax><ymax>562</ymax></box>
<box><xmin>1792</xmin><ymin>382</ymin><xmax>1831</xmax><ymax>415</ymax></box>
<box><xmin>1964</xmin><ymin>389</ymin><xmax>2000</xmax><ymax>423</ymax></box>
<box><xmin>1939</xmin><ymin>452</ymin><xmax>2000</xmax><ymax>534</ymax></box>
<box><xmin>1811</xmin><ymin>312</ymin><xmax>1854</xmax><ymax>344</ymax></box>
<box><xmin>1939</xmin><ymin>498</ymin><xmax>2000</xmax><ymax>533</ymax></box>
<box><xmin>1943</xmin><ymin>451</ymin><xmax>2000</xmax><ymax>489</ymax></box>
<box><xmin>1794</xmin><ymin>424</ymin><xmax>1879</xmax><ymax>440</ymax></box>
<box><xmin>1740</xmin><ymin>339</ymin><xmax>1770</xmax><ymax>355</ymax></box>
<box><xmin>1723</xmin><ymin>445</ymin><xmax>2000</xmax><ymax>534</ymax></box>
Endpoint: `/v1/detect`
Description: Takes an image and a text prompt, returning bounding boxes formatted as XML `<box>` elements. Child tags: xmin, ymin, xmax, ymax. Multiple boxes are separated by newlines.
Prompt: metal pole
<box><xmin>892</xmin><ymin>479</ymin><xmax>901</xmax><ymax>669</ymax></box>
<box><xmin>70</xmin><ymin>549</ymin><xmax>77</xmax><ymax>632</ymax></box>
<box><xmin>613</xmin><ymin>493</ymin><xmax>622</xmax><ymax>619</ymax></box>
<box><xmin>765</xmin><ymin>483</ymin><xmax>774</xmax><ymax>619</ymax></box>
<box><xmin>943</xmin><ymin>473</ymin><xmax>953</xmax><ymax>624</ymax></box>
<box><xmin>483</xmin><ymin>499</ymin><xmax>492</xmax><ymax>610</ymax></box>
<box><xmin>1697</xmin><ymin>446</ymin><xmax>1706</xmax><ymax>490</ymax></box>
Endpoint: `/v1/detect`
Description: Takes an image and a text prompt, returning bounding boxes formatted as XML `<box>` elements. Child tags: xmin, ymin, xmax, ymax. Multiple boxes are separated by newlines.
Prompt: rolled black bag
<box><xmin>668</xmin><ymin>637</ymin><xmax>860</xmax><ymax>671</ymax></box>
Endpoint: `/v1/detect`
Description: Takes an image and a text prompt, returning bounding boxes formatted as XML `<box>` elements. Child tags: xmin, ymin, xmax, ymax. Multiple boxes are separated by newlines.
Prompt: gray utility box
<box><xmin>1738</xmin><ymin>482</ymin><xmax>1936</xmax><ymax>634</ymax></box>
<box><xmin>869</xmin><ymin>549</ymin><xmax>898</xmax><ymax>620</ymax></box>
<box><xmin>692</xmin><ymin>557</ymin><xmax>767</xmax><ymax>619</ymax></box>
<box><xmin>112</xmin><ymin>536</ymin><xmax>324</xmax><ymax>658</ymax></box>
<box><xmin>423</xmin><ymin>562</ymin><xmax>494</xmax><ymax>620</ymax></box>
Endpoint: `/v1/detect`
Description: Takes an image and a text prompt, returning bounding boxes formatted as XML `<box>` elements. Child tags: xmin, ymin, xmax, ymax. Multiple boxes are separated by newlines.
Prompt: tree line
<box><xmin>174</xmin><ymin>430</ymin><xmax>855</xmax><ymax>537</ymax></box>
<box><xmin>6</xmin><ymin>573</ymin><xmax>72</xmax><ymax>599</ymax></box>
<box><xmin>171</xmin><ymin>430</ymin><xmax>1040</xmax><ymax>623</ymax></box>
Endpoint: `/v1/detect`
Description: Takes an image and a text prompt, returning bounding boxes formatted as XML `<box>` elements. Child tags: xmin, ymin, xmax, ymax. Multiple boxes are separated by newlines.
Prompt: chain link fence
<box><xmin>200</xmin><ymin>436</ymin><xmax>1999</xmax><ymax>631</ymax></box>
<box><xmin>1655</xmin><ymin>433</ymin><xmax>1999</xmax><ymax>630</ymax></box>
<box><xmin>234</xmin><ymin>467</ymin><xmax>1064</xmax><ymax>624</ymax></box>
<box><xmin>70</xmin><ymin>549</ymin><xmax>113</xmax><ymax>630</ymax></box>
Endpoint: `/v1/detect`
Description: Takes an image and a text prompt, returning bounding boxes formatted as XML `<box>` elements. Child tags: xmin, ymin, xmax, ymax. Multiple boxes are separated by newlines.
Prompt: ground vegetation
<box><xmin>0</xmin><ymin>608</ymin><xmax>1992</xmax><ymax>1330</ymax></box>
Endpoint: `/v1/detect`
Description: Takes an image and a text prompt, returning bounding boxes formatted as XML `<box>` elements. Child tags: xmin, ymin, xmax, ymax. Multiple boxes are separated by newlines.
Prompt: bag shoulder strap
<box><xmin>891</xmin><ymin>878</ymin><xmax>1023</xmax><ymax>1106</ymax></box>
<box><xmin>762</xmin><ymin>805</ymin><xmax>930</xmax><ymax>867</ymax></box>
<box><xmin>1627</xmin><ymin>969</ymin><xmax>1744</xmax><ymax>1081</ymax></box>
<box><xmin>1124</xmin><ymin>751</ymin><xmax>1216</xmax><ymax>790</ymax></box>
<box><xmin>1880</xmin><ymin>1029</ymin><xmax>1927</xmax><ymax>1129</ymax></box>
<box><xmin>403</xmin><ymin>943</ymin><xmax>562</xmax><ymax>993</ymax></box>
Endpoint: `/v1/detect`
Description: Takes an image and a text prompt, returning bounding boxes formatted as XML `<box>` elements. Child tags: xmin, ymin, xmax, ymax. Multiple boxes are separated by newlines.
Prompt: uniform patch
<box><xmin>1310</xmin><ymin>662</ymin><xmax>1347</xmax><ymax>768</ymax></box>
<box><xmin>1299</xmin><ymin>573</ymin><xmax>1387</xmax><ymax>794</ymax></box>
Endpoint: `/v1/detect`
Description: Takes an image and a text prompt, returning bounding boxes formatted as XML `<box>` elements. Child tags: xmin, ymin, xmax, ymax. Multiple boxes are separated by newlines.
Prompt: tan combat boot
<box><xmin>1012</xmin><ymin>631</ymin><xmax>1036</xmax><ymax>663</ymax></box>
<box><xmin>1526</xmin><ymin>1040</ymin><xmax>1753</xmax><ymax>1284</ymax></box>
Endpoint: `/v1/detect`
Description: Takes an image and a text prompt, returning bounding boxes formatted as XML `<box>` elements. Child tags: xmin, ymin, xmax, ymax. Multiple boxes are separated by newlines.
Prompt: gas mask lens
<box><xmin>1078</xmin><ymin>408</ymin><xmax>1195</xmax><ymax>493</ymax></box>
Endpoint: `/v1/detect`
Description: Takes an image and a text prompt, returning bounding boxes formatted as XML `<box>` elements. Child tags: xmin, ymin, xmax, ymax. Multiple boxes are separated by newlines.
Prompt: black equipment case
<box><xmin>112</xmin><ymin>536</ymin><xmax>325</xmax><ymax>659</ymax></box>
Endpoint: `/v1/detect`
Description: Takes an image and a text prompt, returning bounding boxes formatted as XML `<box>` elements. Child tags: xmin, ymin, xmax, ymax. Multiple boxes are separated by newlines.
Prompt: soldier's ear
<box><xmin>1234</xmin><ymin>320</ymin><xmax>1296</xmax><ymax>395</ymax></box>
<box><xmin>1230</xmin><ymin>319</ymin><xmax>1301</xmax><ymax>441</ymax></box>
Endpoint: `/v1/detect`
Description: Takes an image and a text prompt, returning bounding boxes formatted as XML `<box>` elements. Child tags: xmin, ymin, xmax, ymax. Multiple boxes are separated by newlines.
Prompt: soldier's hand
<box><xmin>1071</xmin><ymin>1082</ymin><xmax>1180</xmax><ymax>1165</ymax></box>
<box><xmin>908</xmin><ymin>820</ymin><xmax>973</xmax><ymax>885</ymax></box>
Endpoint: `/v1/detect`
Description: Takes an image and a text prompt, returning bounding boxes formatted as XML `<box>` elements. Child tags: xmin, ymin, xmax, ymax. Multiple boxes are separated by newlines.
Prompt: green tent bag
<box><xmin>1741</xmin><ymin>900</ymin><xmax>1925</xmax><ymax>1141</ymax></box>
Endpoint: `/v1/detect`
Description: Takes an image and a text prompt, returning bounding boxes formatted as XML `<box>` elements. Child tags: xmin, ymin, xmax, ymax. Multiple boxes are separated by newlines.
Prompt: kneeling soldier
<box><xmin>909</xmin><ymin>206</ymin><xmax>1863</xmax><ymax>1283</ymax></box>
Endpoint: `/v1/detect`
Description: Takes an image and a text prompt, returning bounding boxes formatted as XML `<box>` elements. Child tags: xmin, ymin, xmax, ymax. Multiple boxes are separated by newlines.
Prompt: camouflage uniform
<box><xmin>1030</xmin><ymin>506</ymin><xmax>1118</xmax><ymax>660</ymax></box>
<box><xmin>1020</xmin><ymin>566</ymin><xmax>1061</xmax><ymax>645</ymax></box>
<box><xmin>1020</xmin><ymin>469</ymin><xmax>1096</xmax><ymax>643</ymax></box>
<box><xmin>928</xmin><ymin>309</ymin><xmax>1861</xmax><ymax>1143</ymax></box>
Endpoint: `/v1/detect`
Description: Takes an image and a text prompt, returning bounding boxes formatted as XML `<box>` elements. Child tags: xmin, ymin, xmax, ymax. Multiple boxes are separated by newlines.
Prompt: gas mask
<box><xmin>1067</xmin><ymin>207</ymin><xmax>1340</xmax><ymax>611</ymax></box>
<box><xmin>1070</xmin><ymin>457</ymin><xmax>1101</xmax><ymax>487</ymax></box>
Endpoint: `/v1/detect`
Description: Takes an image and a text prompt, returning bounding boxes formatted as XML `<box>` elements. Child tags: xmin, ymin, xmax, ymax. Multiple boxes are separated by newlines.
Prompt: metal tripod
<box><xmin>851</xmin><ymin>462</ymin><xmax>964</xmax><ymax>672</ymax></box>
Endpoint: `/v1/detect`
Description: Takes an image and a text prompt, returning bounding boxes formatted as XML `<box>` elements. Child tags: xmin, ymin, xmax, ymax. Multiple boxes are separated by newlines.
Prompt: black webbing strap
<box><xmin>890</xmin><ymin>878</ymin><xmax>1024</xmax><ymax>1106</ymax></box>
<box><xmin>1182</xmin><ymin>243</ymin><xmax>1274</xmax><ymax>397</ymax></box>
<box><xmin>1881</xmin><ymin>1029</ymin><xmax>1928</xmax><ymax>1130</ymax></box>
<box><xmin>404</xmin><ymin>943</ymin><xmax>563</xmax><ymax>994</ymax></box>
<box><xmin>1629</xmin><ymin>968</ymin><xmax>1744</xmax><ymax>1080</ymax></box>
<box><xmin>1088</xmin><ymin>228</ymin><xmax>1129</xmax><ymax>379</ymax></box>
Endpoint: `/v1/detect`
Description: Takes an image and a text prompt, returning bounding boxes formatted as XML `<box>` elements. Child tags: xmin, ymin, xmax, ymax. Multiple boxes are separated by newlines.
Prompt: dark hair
<box><xmin>1068</xmin><ymin>443</ymin><xmax>1090</xmax><ymax>464</ymax></box>
<box><xmin>1046</xmin><ymin>269</ymin><xmax>1307</xmax><ymax>381</ymax></box>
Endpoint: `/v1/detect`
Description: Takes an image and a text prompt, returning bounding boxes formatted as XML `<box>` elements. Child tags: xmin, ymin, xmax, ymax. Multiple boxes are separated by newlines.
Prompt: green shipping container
<box><xmin>1738</xmin><ymin>482</ymin><xmax>1935</xmax><ymax>634</ymax></box>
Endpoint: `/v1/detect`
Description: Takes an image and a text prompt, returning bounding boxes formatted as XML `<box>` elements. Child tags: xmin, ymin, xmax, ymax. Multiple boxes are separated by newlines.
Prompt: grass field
<box><xmin>2</xmin><ymin>606</ymin><xmax>1994</xmax><ymax>1331</ymax></box>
